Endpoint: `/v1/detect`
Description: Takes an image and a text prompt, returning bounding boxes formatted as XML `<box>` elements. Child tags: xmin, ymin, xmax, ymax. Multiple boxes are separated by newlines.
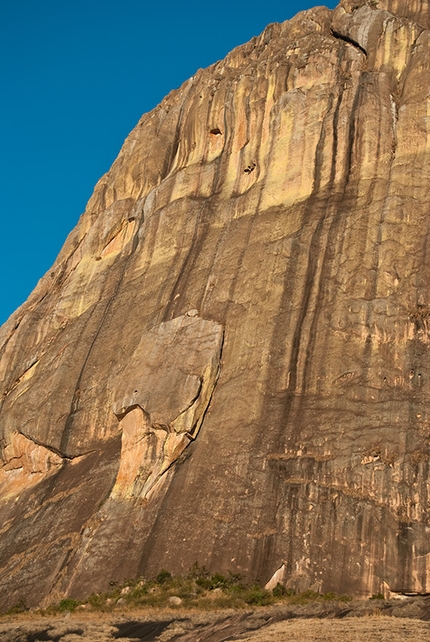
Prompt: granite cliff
<box><xmin>2</xmin><ymin>0</ymin><xmax>430</xmax><ymax>610</ymax></box>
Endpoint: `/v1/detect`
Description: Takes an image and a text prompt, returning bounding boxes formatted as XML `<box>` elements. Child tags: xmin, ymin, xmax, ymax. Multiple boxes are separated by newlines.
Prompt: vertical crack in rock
<box><xmin>59</xmin><ymin>200</ymin><xmax>144</xmax><ymax>455</ymax></box>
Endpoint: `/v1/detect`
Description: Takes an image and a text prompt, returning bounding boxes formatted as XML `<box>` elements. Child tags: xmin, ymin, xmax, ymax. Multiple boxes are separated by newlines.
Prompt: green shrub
<box><xmin>196</xmin><ymin>571</ymin><xmax>245</xmax><ymax>591</ymax></box>
<box><xmin>242</xmin><ymin>585</ymin><xmax>273</xmax><ymax>606</ymax></box>
<box><xmin>59</xmin><ymin>598</ymin><xmax>80</xmax><ymax>612</ymax></box>
<box><xmin>288</xmin><ymin>590</ymin><xmax>321</xmax><ymax>605</ymax></box>
<box><xmin>188</xmin><ymin>562</ymin><xmax>210</xmax><ymax>580</ymax></box>
<box><xmin>272</xmin><ymin>582</ymin><xmax>287</xmax><ymax>597</ymax></box>
<box><xmin>156</xmin><ymin>569</ymin><xmax>172</xmax><ymax>585</ymax></box>
<box><xmin>129</xmin><ymin>583</ymin><xmax>148</xmax><ymax>599</ymax></box>
<box><xmin>87</xmin><ymin>593</ymin><xmax>108</xmax><ymax>609</ymax></box>
<box><xmin>209</xmin><ymin>573</ymin><xmax>229</xmax><ymax>589</ymax></box>
<box><xmin>14</xmin><ymin>568</ymin><xmax>351</xmax><ymax>616</ymax></box>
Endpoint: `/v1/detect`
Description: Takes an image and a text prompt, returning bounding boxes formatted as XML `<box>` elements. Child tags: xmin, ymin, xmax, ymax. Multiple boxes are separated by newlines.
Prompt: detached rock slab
<box><xmin>110</xmin><ymin>314</ymin><xmax>223</xmax><ymax>499</ymax></box>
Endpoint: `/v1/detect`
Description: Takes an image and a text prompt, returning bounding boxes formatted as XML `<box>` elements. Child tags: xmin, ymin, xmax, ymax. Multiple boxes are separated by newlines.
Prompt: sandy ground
<box><xmin>237</xmin><ymin>617</ymin><xmax>430</xmax><ymax>641</ymax></box>
<box><xmin>1</xmin><ymin>600</ymin><xmax>430</xmax><ymax>641</ymax></box>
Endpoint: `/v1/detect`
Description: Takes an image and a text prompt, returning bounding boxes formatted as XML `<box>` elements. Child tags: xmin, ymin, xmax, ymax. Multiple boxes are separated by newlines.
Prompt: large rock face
<box><xmin>2</xmin><ymin>0</ymin><xmax>430</xmax><ymax>608</ymax></box>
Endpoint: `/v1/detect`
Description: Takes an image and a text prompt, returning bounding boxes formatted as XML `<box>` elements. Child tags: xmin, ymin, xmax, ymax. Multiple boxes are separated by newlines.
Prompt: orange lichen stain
<box><xmin>100</xmin><ymin>219</ymin><xmax>135</xmax><ymax>259</ymax></box>
<box><xmin>112</xmin><ymin>405</ymin><xmax>192</xmax><ymax>501</ymax></box>
<box><xmin>0</xmin><ymin>432</ymin><xmax>63</xmax><ymax>501</ymax></box>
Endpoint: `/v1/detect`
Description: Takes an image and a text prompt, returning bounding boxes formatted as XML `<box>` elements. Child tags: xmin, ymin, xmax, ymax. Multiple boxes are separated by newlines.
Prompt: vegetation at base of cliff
<box><xmin>6</xmin><ymin>564</ymin><xmax>352</xmax><ymax>615</ymax></box>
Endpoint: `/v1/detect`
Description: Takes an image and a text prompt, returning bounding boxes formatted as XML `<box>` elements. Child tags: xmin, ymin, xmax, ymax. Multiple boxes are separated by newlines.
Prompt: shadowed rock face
<box><xmin>2</xmin><ymin>0</ymin><xmax>430</xmax><ymax>609</ymax></box>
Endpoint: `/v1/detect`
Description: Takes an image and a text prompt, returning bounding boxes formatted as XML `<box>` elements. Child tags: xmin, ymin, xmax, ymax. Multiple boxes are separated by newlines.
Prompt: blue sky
<box><xmin>0</xmin><ymin>0</ymin><xmax>337</xmax><ymax>325</ymax></box>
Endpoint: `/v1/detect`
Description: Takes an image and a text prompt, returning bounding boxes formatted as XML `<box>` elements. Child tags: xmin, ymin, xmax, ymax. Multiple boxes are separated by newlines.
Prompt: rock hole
<box><xmin>210</xmin><ymin>128</ymin><xmax>222</xmax><ymax>135</ymax></box>
<box><xmin>244</xmin><ymin>162</ymin><xmax>256</xmax><ymax>174</ymax></box>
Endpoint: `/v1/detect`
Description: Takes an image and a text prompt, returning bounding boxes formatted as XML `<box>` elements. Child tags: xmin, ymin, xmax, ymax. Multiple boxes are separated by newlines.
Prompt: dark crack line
<box><xmin>60</xmin><ymin>205</ymin><xmax>144</xmax><ymax>454</ymax></box>
<box><xmin>331</xmin><ymin>29</ymin><xmax>368</xmax><ymax>57</ymax></box>
<box><xmin>19</xmin><ymin>430</ymin><xmax>96</xmax><ymax>461</ymax></box>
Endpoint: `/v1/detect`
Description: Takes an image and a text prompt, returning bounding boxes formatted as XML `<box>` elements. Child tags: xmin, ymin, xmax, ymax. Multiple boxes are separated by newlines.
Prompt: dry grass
<box><xmin>3</xmin><ymin>567</ymin><xmax>352</xmax><ymax>617</ymax></box>
<box><xmin>238</xmin><ymin>617</ymin><xmax>430</xmax><ymax>642</ymax></box>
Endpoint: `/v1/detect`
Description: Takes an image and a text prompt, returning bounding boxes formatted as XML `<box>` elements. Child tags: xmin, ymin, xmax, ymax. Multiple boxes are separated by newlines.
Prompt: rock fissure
<box><xmin>331</xmin><ymin>28</ymin><xmax>369</xmax><ymax>55</ymax></box>
<box><xmin>59</xmin><ymin>203</ymin><xmax>142</xmax><ymax>455</ymax></box>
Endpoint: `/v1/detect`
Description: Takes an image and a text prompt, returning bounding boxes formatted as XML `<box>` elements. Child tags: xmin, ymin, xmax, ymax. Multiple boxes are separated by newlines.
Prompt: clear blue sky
<box><xmin>0</xmin><ymin>0</ymin><xmax>337</xmax><ymax>325</ymax></box>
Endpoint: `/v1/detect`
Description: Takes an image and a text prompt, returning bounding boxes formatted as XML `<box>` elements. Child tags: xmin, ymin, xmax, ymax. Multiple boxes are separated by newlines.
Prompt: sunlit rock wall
<box><xmin>2</xmin><ymin>0</ymin><xmax>430</xmax><ymax>608</ymax></box>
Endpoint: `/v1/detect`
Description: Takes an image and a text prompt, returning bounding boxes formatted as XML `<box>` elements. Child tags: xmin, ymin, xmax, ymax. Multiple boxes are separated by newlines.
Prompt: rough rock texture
<box><xmin>2</xmin><ymin>0</ymin><xmax>430</xmax><ymax>609</ymax></box>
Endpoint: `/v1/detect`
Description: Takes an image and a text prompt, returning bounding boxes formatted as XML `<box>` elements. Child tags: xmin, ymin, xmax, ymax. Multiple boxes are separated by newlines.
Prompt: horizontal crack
<box><xmin>19</xmin><ymin>431</ymin><xmax>95</xmax><ymax>461</ymax></box>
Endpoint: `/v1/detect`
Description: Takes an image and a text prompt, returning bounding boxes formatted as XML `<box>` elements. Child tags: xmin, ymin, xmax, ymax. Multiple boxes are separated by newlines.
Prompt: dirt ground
<box><xmin>237</xmin><ymin>617</ymin><xmax>430</xmax><ymax>641</ymax></box>
<box><xmin>1</xmin><ymin>598</ymin><xmax>430</xmax><ymax>641</ymax></box>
